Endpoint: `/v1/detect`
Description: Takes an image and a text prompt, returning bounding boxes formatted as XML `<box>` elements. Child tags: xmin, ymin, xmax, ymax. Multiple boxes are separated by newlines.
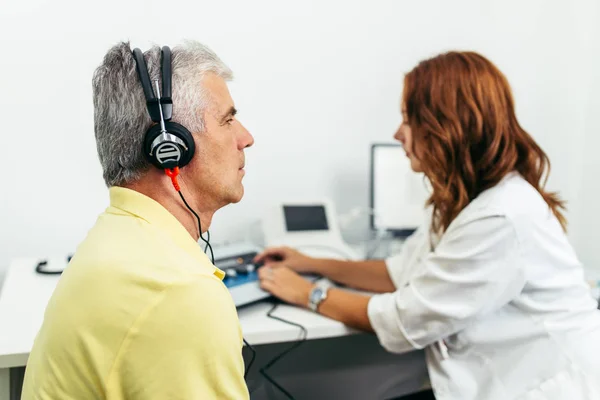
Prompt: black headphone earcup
<box><xmin>163</xmin><ymin>122</ymin><xmax>195</xmax><ymax>167</ymax></box>
<box><xmin>143</xmin><ymin>122</ymin><xmax>195</xmax><ymax>169</ymax></box>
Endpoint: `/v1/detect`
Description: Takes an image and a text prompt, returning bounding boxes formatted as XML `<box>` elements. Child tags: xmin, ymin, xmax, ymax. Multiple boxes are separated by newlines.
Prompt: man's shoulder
<box><xmin>85</xmin><ymin>207</ymin><xmax>163</xmax><ymax>250</ymax></box>
<box><xmin>73</xmin><ymin>209</ymin><xmax>214</xmax><ymax>277</ymax></box>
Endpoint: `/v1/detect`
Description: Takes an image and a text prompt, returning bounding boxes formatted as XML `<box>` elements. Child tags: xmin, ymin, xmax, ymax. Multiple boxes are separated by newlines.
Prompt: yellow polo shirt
<box><xmin>22</xmin><ymin>187</ymin><xmax>248</xmax><ymax>399</ymax></box>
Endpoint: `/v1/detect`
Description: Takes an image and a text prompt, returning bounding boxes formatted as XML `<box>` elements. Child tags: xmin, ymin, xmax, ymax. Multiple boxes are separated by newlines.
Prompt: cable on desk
<box><xmin>250</xmin><ymin>301</ymin><xmax>307</xmax><ymax>399</ymax></box>
<box><xmin>35</xmin><ymin>255</ymin><xmax>73</xmax><ymax>275</ymax></box>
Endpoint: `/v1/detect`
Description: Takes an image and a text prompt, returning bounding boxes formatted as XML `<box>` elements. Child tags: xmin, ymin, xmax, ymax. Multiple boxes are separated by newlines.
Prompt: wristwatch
<box><xmin>308</xmin><ymin>280</ymin><xmax>331</xmax><ymax>312</ymax></box>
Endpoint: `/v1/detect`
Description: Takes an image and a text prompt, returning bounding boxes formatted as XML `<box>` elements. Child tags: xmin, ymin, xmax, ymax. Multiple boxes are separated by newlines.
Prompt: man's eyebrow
<box><xmin>219</xmin><ymin>106</ymin><xmax>237</xmax><ymax>123</ymax></box>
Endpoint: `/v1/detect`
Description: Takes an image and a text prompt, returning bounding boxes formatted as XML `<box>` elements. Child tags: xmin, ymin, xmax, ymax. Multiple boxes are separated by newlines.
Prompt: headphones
<box><xmin>132</xmin><ymin>45</ymin><xmax>214</xmax><ymax>264</ymax></box>
<box><xmin>132</xmin><ymin>46</ymin><xmax>195</xmax><ymax>170</ymax></box>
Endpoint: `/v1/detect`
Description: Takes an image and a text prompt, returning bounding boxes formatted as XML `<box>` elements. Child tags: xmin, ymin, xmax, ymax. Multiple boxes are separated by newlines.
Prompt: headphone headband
<box><xmin>159</xmin><ymin>46</ymin><xmax>173</xmax><ymax>121</ymax></box>
<box><xmin>132</xmin><ymin>47</ymin><xmax>173</xmax><ymax>122</ymax></box>
<box><xmin>132</xmin><ymin>44</ymin><xmax>195</xmax><ymax>171</ymax></box>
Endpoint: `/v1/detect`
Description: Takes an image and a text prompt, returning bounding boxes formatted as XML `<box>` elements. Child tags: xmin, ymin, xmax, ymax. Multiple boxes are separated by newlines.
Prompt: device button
<box><xmin>225</xmin><ymin>269</ymin><xmax>238</xmax><ymax>278</ymax></box>
<box><xmin>234</xmin><ymin>265</ymin><xmax>249</xmax><ymax>275</ymax></box>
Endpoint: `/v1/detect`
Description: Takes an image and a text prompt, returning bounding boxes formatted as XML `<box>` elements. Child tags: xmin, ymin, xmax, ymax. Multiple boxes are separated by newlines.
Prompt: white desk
<box><xmin>0</xmin><ymin>257</ymin><xmax>428</xmax><ymax>400</ymax></box>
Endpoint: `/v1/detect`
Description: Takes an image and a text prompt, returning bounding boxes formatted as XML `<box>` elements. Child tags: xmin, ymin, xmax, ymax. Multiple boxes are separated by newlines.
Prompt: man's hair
<box><xmin>92</xmin><ymin>40</ymin><xmax>233</xmax><ymax>187</ymax></box>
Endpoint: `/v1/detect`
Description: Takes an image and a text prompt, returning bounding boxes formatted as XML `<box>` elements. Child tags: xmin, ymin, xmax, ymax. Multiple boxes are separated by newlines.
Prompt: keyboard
<box><xmin>212</xmin><ymin>242</ymin><xmax>330</xmax><ymax>308</ymax></box>
<box><xmin>212</xmin><ymin>244</ymin><xmax>272</xmax><ymax>308</ymax></box>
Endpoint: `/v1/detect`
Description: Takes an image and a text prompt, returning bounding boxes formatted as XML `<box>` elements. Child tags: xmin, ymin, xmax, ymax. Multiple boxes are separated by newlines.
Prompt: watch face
<box><xmin>310</xmin><ymin>288</ymin><xmax>324</xmax><ymax>303</ymax></box>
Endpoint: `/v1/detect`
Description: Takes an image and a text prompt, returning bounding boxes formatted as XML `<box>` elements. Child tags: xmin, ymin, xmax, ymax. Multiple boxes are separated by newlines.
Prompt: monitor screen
<box><xmin>284</xmin><ymin>205</ymin><xmax>329</xmax><ymax>232</ymax></box>
<box><xmin>370</xmin><ymin>144</ymin><xmax>429</xmax><ymax>235</ymax></box>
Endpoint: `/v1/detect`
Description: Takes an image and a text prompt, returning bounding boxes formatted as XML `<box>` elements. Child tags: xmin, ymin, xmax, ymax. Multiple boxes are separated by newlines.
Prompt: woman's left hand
<box><xmin>258</xmin><ymin>265</ymin><xmax>313</xmax><ymax>307</ymax></box>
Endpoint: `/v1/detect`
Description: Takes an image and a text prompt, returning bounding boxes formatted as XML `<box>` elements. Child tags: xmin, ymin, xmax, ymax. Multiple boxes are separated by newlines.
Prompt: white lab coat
<box><xmin>367</xmin><ymin>172</ymin><xmax>600</xmax><ymax>400</ymax></box>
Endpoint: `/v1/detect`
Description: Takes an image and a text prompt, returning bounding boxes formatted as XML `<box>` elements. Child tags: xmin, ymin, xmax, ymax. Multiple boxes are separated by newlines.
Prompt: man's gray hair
<box><xmin>92</xmin><ymin>40</ymin><xmax>233</xmax><ymax>187</ymax></box>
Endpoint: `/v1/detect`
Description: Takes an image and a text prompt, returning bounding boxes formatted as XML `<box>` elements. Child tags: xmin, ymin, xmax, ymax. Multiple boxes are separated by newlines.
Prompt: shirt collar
<box><xmin>107</xmin><ymin>186</ymin><xmax>224</xmax><ymax>280</ymax></box>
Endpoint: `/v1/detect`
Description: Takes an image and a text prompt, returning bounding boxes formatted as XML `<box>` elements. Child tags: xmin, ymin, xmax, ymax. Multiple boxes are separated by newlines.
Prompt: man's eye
<box><xmin>227</xmin><ymin>118</ymin><xmax>234</xmax><ymax>125</ymax></box>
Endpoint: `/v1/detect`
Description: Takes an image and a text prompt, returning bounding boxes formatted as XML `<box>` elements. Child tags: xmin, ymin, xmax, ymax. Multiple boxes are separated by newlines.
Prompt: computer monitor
<box><xmin>369</xmin><ymin>143</ymin><xmax>429</xmax><ymax>236</ymax></box>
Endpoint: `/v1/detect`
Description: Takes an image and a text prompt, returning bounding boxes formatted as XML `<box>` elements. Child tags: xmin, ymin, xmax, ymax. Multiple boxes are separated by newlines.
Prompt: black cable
<box><xmin>252</xmin><ymin>302</ymin><xmax>307</xmax><ymax>399</ymax></box>
<box><xmin>243</xmin><ymin>337</ymin><xmax>256</xmax><ymax>380</ymax></box>
<box><xmin>175</xmin><ymin>185</ymin><xmax>259</xmax><ymax>386</ymax></box>
<box><xmin>35</xmin><ymin>255</ymin><xmax>72</xmax><ymax>275</ymax></box>
<box><xmin>177</xmin><ymin>191</ymin><xmax>214</xmax><ymax>265</ymax></box>
<box><xmin>35</xmin><ymin>260</ymin><xmax>63</xmax><ymax>275</ymax></box>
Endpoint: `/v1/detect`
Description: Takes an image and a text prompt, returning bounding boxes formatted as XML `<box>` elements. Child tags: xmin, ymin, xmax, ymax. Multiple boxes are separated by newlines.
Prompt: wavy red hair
<box><xmin>403</xmin><ymin>51</ymin><xmax>566</xmax><ymax>234</ymax></box>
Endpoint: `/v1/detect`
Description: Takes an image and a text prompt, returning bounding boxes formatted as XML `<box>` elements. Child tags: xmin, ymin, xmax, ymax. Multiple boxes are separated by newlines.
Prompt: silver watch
<box><xmin>308</xmin><ymin>281</ymin><xmax>331</xmax><ymax>312</ymax></box>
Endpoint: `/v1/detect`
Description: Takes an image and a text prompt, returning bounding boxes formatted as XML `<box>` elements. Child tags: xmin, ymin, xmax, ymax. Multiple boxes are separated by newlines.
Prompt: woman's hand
<box><xmin>253</xmin><ymin>246</ymin><xmax>316</xmax><ymax>273</ymax></box>
<box><xmin>258</xmin><ymin>264</ymin><xmax>313</xmax><ymax>307</ymax></box>
<box><xmin>258</xmin><ymin>264</ymin><xmax>374</xmax><ymax>333</ymax></box>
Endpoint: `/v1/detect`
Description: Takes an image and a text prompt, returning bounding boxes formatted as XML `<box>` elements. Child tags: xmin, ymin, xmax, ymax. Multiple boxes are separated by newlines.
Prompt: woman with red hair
<box><xmin>257</xmin><ymin>51</ymin><xmax>600</xmax><ymax>399</ymax></box>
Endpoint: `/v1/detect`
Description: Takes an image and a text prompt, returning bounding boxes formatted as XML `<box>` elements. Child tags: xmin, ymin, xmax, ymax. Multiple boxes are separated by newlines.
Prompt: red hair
<box><xmin>403</xmin><ymin>51</ymin><xmax>566</xmax><ymax>234</ymax></box>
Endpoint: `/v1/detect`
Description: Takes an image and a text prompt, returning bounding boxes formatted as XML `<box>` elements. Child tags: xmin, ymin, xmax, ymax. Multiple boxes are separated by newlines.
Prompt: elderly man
<box><xmin>22</xmin><ymin>41</ymin><xmax>254</xmax><ymax>399</ymax></box>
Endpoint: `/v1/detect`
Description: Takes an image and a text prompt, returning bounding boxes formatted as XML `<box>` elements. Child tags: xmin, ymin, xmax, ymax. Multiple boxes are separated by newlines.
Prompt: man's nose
<box><xmin>239</xmin><ymin>124</ymin><xmax>254</xmax><ymax>149</ymax></box>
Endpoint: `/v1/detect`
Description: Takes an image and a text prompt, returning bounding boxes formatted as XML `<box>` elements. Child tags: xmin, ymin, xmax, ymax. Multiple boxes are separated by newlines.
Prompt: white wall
<box><xmin>1</xmin><ymin>0</ymin><xmax>599</xmax><ymax>292</ymax></box>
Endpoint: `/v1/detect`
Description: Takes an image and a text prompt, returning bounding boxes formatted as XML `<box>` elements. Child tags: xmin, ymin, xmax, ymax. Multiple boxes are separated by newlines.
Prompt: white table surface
<box><xmin>0</xmin><ymin>256</ymin><xmax>362</xmax><ymax>370</ymax></box>
<box><xmin>0</xmin><ymin>257</ymin><xmax>63</xmax><ymax>370</ymax></box>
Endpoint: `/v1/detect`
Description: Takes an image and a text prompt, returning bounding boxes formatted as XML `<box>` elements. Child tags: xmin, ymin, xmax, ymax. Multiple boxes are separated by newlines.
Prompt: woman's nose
<box><xmin>394</xmin><ymin>126</ymin><xmax>404</xmax><ymax>143</ymax></box>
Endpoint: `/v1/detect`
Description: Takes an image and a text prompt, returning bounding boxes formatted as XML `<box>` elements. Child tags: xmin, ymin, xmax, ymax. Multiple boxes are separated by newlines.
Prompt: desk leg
<box><xmin>0</xmin><ymin>367</ymin><xmax>25</xmax><ymax>400</ymax></box>
<box><xmin>10</xmin><ymin>367</ymin><xmax>25</xmax><ymax>400</ymax></box>
<box><xmin>1</xmin><ymin>368</ymin><xmax>9</xmax><ymax>400</ymax></box>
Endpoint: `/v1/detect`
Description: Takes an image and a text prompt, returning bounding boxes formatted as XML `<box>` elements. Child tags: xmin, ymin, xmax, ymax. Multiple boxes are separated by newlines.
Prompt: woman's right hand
<box><xmin>253</xmin><ymin>246</ymin><xmax>316</xmax><ymax>273</ymax></box>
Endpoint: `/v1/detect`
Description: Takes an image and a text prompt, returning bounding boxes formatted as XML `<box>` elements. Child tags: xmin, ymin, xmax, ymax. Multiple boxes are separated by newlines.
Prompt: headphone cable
<box><xmin>166</xmin><ymin>168</ymin><xmax>214</xmax><ymax>264</ymax></box>
<box><xmin>166</xmin><ymin>168</ymin><xmax>261</xmax><ymax>383</ymax></box>
<box><xmin>205</xmin><ymin>230</ymin><xmax>210</xmax><ymax>253</ymax></box>
<box><xmin>177</xmin><ymin>190</ymin><xmax>214</xmax><ymax>264</ymax></box>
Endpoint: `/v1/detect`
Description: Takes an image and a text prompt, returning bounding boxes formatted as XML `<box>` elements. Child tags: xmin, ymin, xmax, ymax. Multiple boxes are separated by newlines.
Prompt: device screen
<box><xmin>283</xmin><ymin>205</ymin><xmax>329</xmax><ymax>231</ymax></box>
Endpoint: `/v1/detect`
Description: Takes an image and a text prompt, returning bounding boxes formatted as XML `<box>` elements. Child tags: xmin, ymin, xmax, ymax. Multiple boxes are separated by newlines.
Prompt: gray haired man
<box><xmin>22</xmin><ymin>41</ymin><xmax>254</xmax><ymax>399</ymax></box>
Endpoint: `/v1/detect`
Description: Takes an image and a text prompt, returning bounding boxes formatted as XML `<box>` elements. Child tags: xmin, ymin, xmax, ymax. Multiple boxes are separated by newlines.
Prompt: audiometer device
<box><xmin>262</xmin><ymin>199</ymin><xmax>359</xmax><ymax>260</ymax></box>
<box><xmin>212</xmin><ymin>242</ymin><xmax>272</xmax><ymax>308</ymax></box>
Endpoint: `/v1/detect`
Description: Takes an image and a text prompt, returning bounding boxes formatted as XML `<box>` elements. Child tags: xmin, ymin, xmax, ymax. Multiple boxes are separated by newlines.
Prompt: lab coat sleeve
<box><xmin>368</xmin><ymin>213</ymin><xmax>525</xmax><ymax>354</ymax></box>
